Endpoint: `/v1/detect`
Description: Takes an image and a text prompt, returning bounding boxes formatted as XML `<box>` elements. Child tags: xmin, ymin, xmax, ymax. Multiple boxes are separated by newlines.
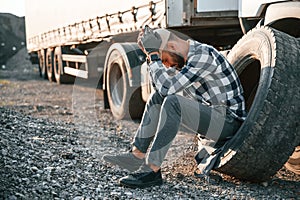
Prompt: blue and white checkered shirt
<box><xmin>148</xmin><ymin>39</ymin><xmax>247</xmax><ymax>121</ymax></box>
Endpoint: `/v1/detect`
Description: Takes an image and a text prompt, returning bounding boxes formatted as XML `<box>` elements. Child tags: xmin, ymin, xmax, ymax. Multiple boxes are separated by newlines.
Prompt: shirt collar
<box><xmin>187</xmin><ymin>39</ymin><xmax>196</xmax><ymax>61</ymax></box>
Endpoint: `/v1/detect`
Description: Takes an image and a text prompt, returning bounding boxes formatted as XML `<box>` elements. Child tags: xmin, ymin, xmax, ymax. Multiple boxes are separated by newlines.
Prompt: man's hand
<box><xmin>137</xmin><ymin>26</ymin><xmax>162</xmax><ymax>55</ymax></box>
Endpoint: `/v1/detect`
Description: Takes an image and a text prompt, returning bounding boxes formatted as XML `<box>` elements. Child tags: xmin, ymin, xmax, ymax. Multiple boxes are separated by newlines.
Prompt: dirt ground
<box><xmin>0</xmin><ymin>48</ymin><xmax>299</xmax><ymax>199</ymax></box>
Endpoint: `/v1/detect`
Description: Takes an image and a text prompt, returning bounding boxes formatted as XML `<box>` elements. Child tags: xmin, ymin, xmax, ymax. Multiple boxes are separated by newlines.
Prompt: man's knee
<box><xmin>162</xmin><ymin>95</ymin><xmax>180</xmax><ymax>110</ymax></box>
<box><xmin>148</xmin><ymin>91</ymin><xmax>164</xmax><ymax>105</ymax></box>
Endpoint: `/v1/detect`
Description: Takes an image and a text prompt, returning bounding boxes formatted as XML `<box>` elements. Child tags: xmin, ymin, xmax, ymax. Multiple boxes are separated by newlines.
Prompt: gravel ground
<box><xmin>0</xmin><ymin>48</ymin><xmax>299</xmax><ymax>199</ymax></box>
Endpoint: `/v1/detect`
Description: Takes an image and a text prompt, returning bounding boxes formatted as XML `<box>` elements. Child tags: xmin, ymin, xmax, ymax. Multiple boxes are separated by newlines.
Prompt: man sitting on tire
<box><xmin>103</xmin><ymin>26</ymin><xmax>247</xmax><ymax>188</ymax></box>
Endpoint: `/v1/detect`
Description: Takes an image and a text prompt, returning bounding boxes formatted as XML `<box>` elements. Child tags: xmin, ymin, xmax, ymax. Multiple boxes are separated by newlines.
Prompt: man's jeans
<box><xmin>133</xmin><ymin>91</ymin><xmax>242</xmax><ymax>167</ymax></box>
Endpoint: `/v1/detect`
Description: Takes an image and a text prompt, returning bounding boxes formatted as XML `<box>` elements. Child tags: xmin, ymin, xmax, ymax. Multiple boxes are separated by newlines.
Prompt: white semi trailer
<box><xmin>25</xmin><ymin>0</ymin><xmax>300</xmax><ymax>181</ymax></box>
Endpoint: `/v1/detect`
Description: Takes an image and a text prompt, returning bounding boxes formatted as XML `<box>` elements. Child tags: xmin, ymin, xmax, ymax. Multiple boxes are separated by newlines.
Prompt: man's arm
<box><xmin>148</xmin><ymin>53</ymin><xmax>215</xmax><ymax>97</ymax></box>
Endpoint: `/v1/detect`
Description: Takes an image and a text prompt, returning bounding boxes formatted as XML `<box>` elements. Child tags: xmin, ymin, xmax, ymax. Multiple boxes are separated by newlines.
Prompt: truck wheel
<box><xmin>285</xmin><ymin>146</ymin><xmax>300</xmax><ymax>175</ymax></box>
<box><xmin>53</xmin><ymin>47</ymin><xmax>75</xmax><ymax>84</ymax></box>
<box><xmin>38</xmin><ymin>50</ymin><xmax>47</xmax><ymax>79</ymax></box>
<box><xmin>46</xmin><ymin>48</ymin><xmax>55</xmax><ymax>82</ymax></box>
<box><xmin>214</xmin><ymin>27</ymin><xmax>300</xmax><ymax>182</ymax></box>
<box><xmin>106</xmin><ymin>49</ymin><xmax>144</xmax><ymax>120</ymax></box>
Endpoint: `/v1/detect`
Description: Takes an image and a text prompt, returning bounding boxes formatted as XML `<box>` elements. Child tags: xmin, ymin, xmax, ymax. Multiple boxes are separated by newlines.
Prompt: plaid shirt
<box><xmin>148</xmin><ymin>39</ymin><xmax>247</xmax><ymax>121</ymax></box>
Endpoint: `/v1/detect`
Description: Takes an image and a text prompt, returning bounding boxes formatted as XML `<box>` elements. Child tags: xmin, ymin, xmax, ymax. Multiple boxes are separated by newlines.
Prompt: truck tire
<box><xmin>106</xmin><ymin>49</ymin><xmax>144</xmax><ymax>120</ymax></box>
<box><xmin>46</xmin><ymin>48</ymin><xmax>55</xmax><ymax>82</ymax></box>
<box><xmin>38</xmin><ymin>49</ymin><xmax>47</xmax><ymax>79</ymax></box>
<box><xmin>214</xmin><ymin>27</ymin><xmax>300</xmax><ymax>182</ymax></box>
<box><xmin>53</xmin><ymin>47</ymin><xmax>75</xmax><ymax>84</ymax></box>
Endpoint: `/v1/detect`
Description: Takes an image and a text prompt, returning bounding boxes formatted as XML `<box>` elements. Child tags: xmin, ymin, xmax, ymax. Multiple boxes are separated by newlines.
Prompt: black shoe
<box><xmin>102</xmin><ymin>151</ymin><xmax>144</xmax><ymax>172</ymax></box>
<box><xmin>119</xmin><ymin>164</ymin><xmax>163</xmax><ymax>188</ymax></box>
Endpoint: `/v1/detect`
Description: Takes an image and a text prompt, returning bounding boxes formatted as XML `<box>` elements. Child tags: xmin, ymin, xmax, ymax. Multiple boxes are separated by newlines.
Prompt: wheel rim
<box><xmin>54</xmin><ymin>48</ymin><xmax>62</xmax><ymax>83</ymax></box>
<box><xmin>46</xmin><ymin>50</ymin><xmax>53</xmax><ymax>81</ymax></box>
<box><xmin>54</xmin><ymin>54</ymin><xmax>60</xmax><ymax>75</ymax></box>
<box><xmin>109</xmin><ymin>62</ymin><xmax>124</xmax><ymax>108</ymax></box>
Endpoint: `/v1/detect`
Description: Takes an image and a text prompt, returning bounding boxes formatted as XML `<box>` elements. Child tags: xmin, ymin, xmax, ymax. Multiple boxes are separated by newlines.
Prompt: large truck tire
<box><xmin>53</xmin><ymin>47</ymin><xmax>75</xmax><ymax>84</ymax></box>
<box><xmin>214</xmin><ymin>27</ymin><xmax>300</xmax><ymax>182</ymax></box>
<box><xmin>105</xmin><ymin>49</ymin><xmax>144</xmax><ymax>120</ymax></box>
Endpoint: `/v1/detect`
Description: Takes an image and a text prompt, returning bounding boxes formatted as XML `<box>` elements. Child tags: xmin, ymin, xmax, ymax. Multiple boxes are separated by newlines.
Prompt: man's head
<box><xmin>153</xmin><ymin>29</ymin><xmax>188</xmax><ymax>70</ymax></box>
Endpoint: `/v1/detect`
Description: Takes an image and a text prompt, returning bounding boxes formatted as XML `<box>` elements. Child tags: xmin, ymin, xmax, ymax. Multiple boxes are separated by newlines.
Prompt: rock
<box><xmin>262</xmin><ymin>181</ymin><xmax>269</xmax><ymax>187</ymax></box>
<box><xmin>30</xmin><ymin>166</ymin><xmax>39</xmax><ymax>172</ymax></box>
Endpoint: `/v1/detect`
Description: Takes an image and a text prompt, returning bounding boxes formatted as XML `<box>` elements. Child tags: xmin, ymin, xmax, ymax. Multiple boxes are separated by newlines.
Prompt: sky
<box><xmin>0</xmin><ymin>0</ymin><xmax>153</xmax><ymax>38</ymax></box>
<box><xmin>0</xmin><ymin>0</ymin><xmax>147</xmax><ymax>18</ymax></box>
<box><xmin>19</xmin><ymin>0</ymin><xmax>147</xmax><ymax>37</ymax></box>
<box><xmin>0</xmin><ymin>0</ymin><xmax>25</xmax><ymax>17</ymax></box>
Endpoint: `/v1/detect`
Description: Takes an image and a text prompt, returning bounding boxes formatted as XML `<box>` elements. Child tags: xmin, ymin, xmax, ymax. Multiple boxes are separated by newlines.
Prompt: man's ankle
<box><xmin>149</xmin><ymin>163</ymin><xmax>160</xmax><ymax>173</ymax></box>
<box><xmin>132</xmin><ymin>146</ymin><xmax>145</xmax><ymax>160</ymax></box>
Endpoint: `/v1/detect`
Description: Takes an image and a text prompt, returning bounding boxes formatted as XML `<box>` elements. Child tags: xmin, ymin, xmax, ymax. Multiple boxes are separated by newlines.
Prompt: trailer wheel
<box><xmin>38</xmin><ymin>50</ymin><xmax>47</xmax><ymax>79</ymax></box>
<box><xmin>106</xmin><ymin>49</ymin><xmax>144</xmax><ymax>120</ymax></box>
<box><xmin>214</xmin><ymin>27</ymin><xmax>300</xmax><ymax>182</ymax></box>
<box><xmin>53</xmin><ymin>47</ymin><xmax>75</xmax><ymax>84</ymax></box>
<box><xmin>46</xmin><ymin>48</ymin><xmax>55</xmax><ymax>82</ymax></box>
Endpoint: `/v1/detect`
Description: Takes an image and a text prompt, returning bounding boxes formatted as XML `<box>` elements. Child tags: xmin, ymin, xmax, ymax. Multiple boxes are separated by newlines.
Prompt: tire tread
<box><xmin>216</xmin><ymin>27</ymin><xmax>300</xmax><ymax>182</ymax></box>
